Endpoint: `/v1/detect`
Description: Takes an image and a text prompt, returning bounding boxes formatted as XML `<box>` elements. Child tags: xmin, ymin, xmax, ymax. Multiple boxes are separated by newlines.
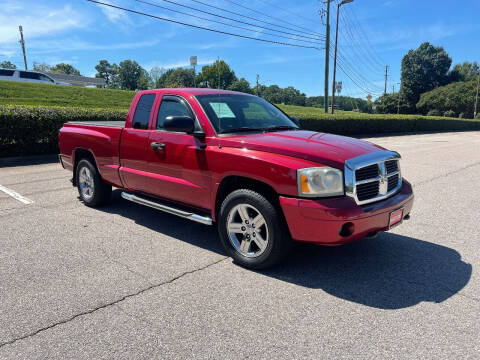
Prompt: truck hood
<box><xmin>219</xmin><ymin>130</ymin><xmax>385</xmax><ymax>168</ymax></box>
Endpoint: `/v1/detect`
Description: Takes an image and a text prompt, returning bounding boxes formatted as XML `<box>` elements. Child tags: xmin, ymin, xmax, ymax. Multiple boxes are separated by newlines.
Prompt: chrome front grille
<box><xmin>345</xmin><ymin>151</ymin><xmax>402</xmax><ymax>205</ymax></box>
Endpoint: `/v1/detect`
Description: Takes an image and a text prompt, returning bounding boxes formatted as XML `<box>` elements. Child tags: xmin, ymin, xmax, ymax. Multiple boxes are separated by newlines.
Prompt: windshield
<box><xmin>196</xmin><ymin>94</ymin><xmax>298</xmax><ymax>134</ymax></box>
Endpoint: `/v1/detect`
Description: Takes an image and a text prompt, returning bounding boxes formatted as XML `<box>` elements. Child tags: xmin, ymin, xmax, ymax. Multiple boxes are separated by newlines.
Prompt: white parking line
<box><xmin>0</xmin><ymin>184</ymin><xmax>34</xmax><ymax>205</ymax></box>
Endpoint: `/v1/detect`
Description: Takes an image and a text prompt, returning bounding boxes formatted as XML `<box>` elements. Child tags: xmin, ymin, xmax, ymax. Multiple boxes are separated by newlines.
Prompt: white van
<box><xmin>0</xmin><ymin>69</ymin><xmax>69</xmax><ymax>85</ymax></box>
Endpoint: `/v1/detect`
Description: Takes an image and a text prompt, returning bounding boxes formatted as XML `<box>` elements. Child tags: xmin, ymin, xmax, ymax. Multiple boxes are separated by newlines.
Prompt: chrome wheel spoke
<box><xmin>237</xmin><ymin>205</ymin><xmax>250</xmax><ymax>223</ymax></box>
<box><xmin>228</xmin><ymin>222</ymin><xmax>244</xmax><ymax>234</ymax></box>
<box><xmin>240</xmin><ymin>239</ymin><xmax>251</xmax><ymax>253</ymax></box>
<box><xmin>253</xmin><ymin>233</ymin><xmax>267</xmax><ymax>252</ymax></box>
<box><xmin>252</xmin><ymin>214</ymin><xmax>265</xmax><ymax>229</ymax></box>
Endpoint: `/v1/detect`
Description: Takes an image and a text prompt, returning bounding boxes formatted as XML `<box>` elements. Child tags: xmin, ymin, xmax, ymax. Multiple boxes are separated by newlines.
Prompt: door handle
<box><xmin>150</xmin><ymin>142</ymin><xmax>165</xmax><ymax>150</ymax></box>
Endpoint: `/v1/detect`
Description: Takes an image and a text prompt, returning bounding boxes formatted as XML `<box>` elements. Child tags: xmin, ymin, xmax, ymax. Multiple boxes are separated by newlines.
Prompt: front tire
<box><xmin>76</xmin><ymin>159</ymin><xmax>112</xmax><ymax>207</ymax></box>
<box><xmin>218</xmin><ymin>189</ymin><xmax>291</xmax><ymax>269</ymax></box>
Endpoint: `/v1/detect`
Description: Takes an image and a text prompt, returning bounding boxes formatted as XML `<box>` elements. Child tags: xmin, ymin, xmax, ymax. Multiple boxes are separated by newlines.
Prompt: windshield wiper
<box><xmin>218</xmin><ymin>127</ymin><xmax>264</xmax><ymax>134</ymax></box>
<box><xmin>263</xmin><ymin>125</ymin><xmax>299</xmax><ymax>132</ymax></box>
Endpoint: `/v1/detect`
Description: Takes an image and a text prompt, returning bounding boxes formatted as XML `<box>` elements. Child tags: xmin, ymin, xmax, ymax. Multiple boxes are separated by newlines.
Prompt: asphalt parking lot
<box><xmin>0</xmin><ymin>131</ymin><xmax>478</xmax><ymax>359</ymax></box>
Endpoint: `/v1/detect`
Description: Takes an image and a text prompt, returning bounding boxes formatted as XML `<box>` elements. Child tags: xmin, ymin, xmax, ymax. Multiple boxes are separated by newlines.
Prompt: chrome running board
<box><xmin>121</xmin><ymin>192</ymin><xmax>213</xmax><ymax>226</ymax></box>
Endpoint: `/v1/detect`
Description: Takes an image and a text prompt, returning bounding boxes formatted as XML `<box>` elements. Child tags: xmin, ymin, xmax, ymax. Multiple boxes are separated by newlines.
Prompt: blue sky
<box><xmin>1</xmin><ymin>0</ymin><xmax>479</xmax><ymax>98</ymax></box>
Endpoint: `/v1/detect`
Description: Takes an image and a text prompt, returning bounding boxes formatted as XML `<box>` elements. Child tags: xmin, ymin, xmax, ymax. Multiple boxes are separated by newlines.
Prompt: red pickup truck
<box><xmin>59</xmin><ymin>89</ymin><xmax>414</xmax><ymax>269</ymax></box>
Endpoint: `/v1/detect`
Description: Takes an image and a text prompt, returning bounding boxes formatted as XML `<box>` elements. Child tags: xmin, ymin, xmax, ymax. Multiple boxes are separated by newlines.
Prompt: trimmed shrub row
<box><xmin>0</xmin><ymin>105</ymin><xmax>126</xmax><ymax>157</ymax></box>
<box><xmin>1</xmin><ymin>104</ymin><xmax>480</xmax><ymax>157</ymax></box>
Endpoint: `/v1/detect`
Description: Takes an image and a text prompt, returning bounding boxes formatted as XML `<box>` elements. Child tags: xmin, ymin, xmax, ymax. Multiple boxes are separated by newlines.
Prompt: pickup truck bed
<box><xmin>67</xmin><ymin>121</ymin><xmax>125</xmax><ymax>127</ymax></box>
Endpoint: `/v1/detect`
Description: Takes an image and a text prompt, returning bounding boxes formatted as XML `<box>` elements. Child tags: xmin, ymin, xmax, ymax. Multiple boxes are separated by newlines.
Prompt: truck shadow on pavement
<box><xmin>264</xmin><ymin>235</ymin><xmax>472</xmax><ymax>309</ymax></box>
<box><xmin>101</xmin><ymin>190</ymin><xmax>472</xmax><ymax>310</ymax></box>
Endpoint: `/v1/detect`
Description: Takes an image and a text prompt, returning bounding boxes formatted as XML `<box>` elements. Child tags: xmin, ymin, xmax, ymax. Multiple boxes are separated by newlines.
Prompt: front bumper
<box><xmin>280</xmin><ymin>180</ymin><xmax>414</xmax><ymax>245</ymax></box>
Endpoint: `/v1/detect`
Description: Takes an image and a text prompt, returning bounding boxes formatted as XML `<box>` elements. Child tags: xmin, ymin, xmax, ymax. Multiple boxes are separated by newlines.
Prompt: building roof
<box><xmin>47</xmin><ymin>73</ymin><xmax>106</xmax><ymax>86</ymax></box>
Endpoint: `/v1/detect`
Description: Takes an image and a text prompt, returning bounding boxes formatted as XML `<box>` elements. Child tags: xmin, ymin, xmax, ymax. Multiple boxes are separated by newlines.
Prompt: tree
<box><xmin>155</xmin><ymin>68</ymin><xmax>195</xmax><ymax>88</ymax></box>
<box><xmin>197</xmin><ymin>60</ymin><xmax>237</xmax><ymax>89</ymax></box>
<box><xmin>95</xmin><ymin>60</ymin><xmax>120</xmax><ymax>88</ymax></box>
<box><xmin>449</xmin><ymin>61</ymin><xmax>479</xmax><ymax>82</ymax></box>
<box><xmin>374</xmin><ymin>93</ymin><xmax>409</xmax><ymax>114</ymax></box>
<box><xmin>416</xmin><ymin>79</ymin><xmax>477</xmax><ymax>118</ymax></box>
<box><xmin>137</xmin><ymin>69</ymin><xmax>151</xmax><ymax>90</ymax></box>
<box><xmin>33</xmin><ymin>62</ymin><xmax>52</xmax><ymax>73</ymax></box>
<box><xmin>50</xmin><ymin>63</ymin><xmax>81</xmax><ymax>75</ymax></box>
<box><xmin>149</xmin><ymin>66</ymin><xmax>164</xmax><ymax>88</ymax></box>
<box><xmin>227</xmin><ymin>78</ymin><xmax>252</xmax><ymax>94</ymax></box>
<box><xmin>400</xmin><ymin>42</ymin><xmax>452</xmax><ymax>112</ymax></box>
<box><xmin>118</xmin><ymin>60</ymin><xmax>145</xmax><ymax>90</ymax></box>
<box><xmin>0</xmin><ymin>61</ymin><xmax>16</xmax><ymax>69</ymax></box>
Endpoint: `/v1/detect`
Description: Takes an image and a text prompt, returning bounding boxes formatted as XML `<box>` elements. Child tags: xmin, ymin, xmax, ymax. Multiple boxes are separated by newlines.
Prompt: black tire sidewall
<box><xmin>218</xmin><ymin>189</ymin><xmax>287</xmax><ymax>269</ymax></box>
<box><xmin>76</xmin><ymin>159</ymin><xmax>102</xmax><ymax>207</ymax></box>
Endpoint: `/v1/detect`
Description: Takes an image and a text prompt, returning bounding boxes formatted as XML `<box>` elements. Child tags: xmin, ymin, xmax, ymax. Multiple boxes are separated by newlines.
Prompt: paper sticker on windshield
<box><xmin>210</xmin><ymin>103</ymin><xmax>235</xmax><ymax>118</ymax></box>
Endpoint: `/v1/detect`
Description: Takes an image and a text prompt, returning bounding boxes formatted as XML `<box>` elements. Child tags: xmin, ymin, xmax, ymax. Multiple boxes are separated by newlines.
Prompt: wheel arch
<box><xmin>72</xmin><ymin>148</ymin><xmax>98</xmax><ymax>186</ymax></box>
<box><xmin>214</xmin><ymin>175</ymin><xmax>281</xmax><ymax>222</ymax></box>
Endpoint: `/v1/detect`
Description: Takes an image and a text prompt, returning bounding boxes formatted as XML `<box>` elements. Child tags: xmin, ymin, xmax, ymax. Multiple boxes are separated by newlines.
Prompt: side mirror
<box><xmin>290</xmin><ymin>116</ymin><xmax>301</xmax><ymax>127</ymax></box>
<box><xmin>164</xmin><ymin>116</ymin><xmax>195</xmax><ymax>133</ymax></box>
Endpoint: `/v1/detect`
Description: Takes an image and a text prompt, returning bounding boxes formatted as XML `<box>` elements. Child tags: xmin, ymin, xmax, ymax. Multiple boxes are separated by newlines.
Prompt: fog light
<box><xmin>339</xmin><ymin>222</ymin><xmax>355</xmax><ymax>237</ymax></box>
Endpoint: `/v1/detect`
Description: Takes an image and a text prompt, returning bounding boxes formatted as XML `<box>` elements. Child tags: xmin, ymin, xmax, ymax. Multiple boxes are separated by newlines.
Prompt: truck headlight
<box><xmin>297</xmin><ymin>167</ymin><xmax>344</xmax><ymax>197</ymax></box>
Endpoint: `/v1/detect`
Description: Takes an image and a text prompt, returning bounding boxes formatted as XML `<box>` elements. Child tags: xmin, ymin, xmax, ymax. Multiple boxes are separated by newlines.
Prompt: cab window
<box><xmin>132</xmin><ymin>94</ymin><xmax>156</xmax><ymax>129</ymax></box>
<box><xmin>157</xmin><ymin>98</ymin><xmax>192</xmax><ymax>130</ymax></box>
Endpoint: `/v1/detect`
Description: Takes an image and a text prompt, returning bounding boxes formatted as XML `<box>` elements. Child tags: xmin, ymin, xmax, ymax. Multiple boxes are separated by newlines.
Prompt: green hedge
<box><xmin>298</xmin><ymin>115</ymin><xmax>480</xmax><ymax>135</ymax></box>
<box><xmin>0</xmin><ymin>105</ymin><xmax>126</xmax><ymax>157</ymax></box>
<box><xmin>1</xmin><ymin>104</ymin><xmax>480</xmax><ymax>157</ymax></box>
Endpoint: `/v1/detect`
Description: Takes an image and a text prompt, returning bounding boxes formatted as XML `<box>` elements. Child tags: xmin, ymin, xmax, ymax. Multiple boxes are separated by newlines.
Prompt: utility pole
<box><xmin>331</xmin><ymin>0</ymin><xmax>353</xmax><ymax>114</ymax></box>
<box><xmin>384</xmin><ymin>65</ymin><xmax>388</xmax><ymax>95</ymax></box>
<box><xmin>19</xmin><ymin>26</ymin><xmax>27</xmax><ymax>70</ymax></box>
<box><xmin>474</xmin><ymin>72</ymin><xmax>480</xmax><ymax>119</ymax></box>
<box><xmin>392</xmin><ymin>85</ymin><xmax>395</xmax><ymax>93</ymax></box>
<box><xmin>323</xmin><ymin>0</ymin><xmax>331</xmax><ymax>113</ymax></box>
<box><xmin>256</xmin><ymin>74</ymin><xmax>260</xmax><ymax>96</ymax></box>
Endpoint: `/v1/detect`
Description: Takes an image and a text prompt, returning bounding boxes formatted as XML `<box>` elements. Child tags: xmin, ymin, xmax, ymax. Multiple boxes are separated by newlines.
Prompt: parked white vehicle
<box><xmin>0</xmin><ymin>69</ymin><xmax>70</xmax><ymax>85</ymax></box>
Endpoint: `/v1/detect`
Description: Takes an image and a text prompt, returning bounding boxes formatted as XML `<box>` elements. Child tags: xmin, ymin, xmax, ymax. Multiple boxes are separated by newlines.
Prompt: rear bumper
<box><xmin>280</xmin><ymin>180</ymin><xmax>414</xmax><ymax>245</ymax></box>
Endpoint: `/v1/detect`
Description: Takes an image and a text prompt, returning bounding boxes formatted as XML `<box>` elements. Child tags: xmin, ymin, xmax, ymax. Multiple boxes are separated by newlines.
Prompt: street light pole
<box><xmin>331</xmin><ymin>0</ymin><xmax>353</xmax><ymax>114</ymax></box>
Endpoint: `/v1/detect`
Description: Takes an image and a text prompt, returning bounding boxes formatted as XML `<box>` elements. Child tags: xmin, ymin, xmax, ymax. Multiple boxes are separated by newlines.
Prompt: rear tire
<box><xmin>218</xmin><ymin>189</ymin><xmax>291</xmax><ymax>269</ymax></box>
<box><xmin>76</xmin><ymin>159</ymin><xmax>112</xmax><ymax>207</ymax></box>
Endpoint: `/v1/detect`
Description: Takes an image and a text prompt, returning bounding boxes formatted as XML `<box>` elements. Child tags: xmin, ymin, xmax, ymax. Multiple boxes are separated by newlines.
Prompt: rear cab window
<box><xmin>132</xmin><ymin>94</ymin><xmax>156</xmax><ymax>129</ymax></box>
<box><xmin>0</xmin><ymin>69</ymin><xmax>15</xmax><ymax>76</ymax></box>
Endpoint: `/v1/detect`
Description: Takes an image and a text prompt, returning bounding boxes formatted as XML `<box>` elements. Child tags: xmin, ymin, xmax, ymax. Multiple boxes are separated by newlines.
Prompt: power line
<box><xmin>343</xmin><ymin>7</ymin><xmax>385</xmax><ymax>68</ymax></box>
<box><xmin>255</xmin><ymin>0</ymin><xmax>320</xmax><ymax>26</ymax></box>
<box><xmin>87</xmin><ymin>0</ymin><xmax>323</xmax><ymax>50</ymax></box>
<box><xmin>220</xmin><ymin>0</ymin><xmax>321</xmax><ymax>35</ymax></box>
<box><xmin>137</xmin><ymin>0</ymin><xmax>324</xmax><ymax>44</ymax></box>
<box><xmin>187</xmin><ymin>0</ymin><xmax>324</xmax><ymax>39</ymax></box>
<box><xmin>339</xmin><ymin>11</ymin><xmax>383</xmax><ymax>76</ymax></box>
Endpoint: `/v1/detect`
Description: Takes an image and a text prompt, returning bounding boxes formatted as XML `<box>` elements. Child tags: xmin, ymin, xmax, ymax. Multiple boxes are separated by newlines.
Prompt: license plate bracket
<box><xmin>388</xmin><ymin>208</ymin><xmax>404</xmax><ymax>229</ymax></box>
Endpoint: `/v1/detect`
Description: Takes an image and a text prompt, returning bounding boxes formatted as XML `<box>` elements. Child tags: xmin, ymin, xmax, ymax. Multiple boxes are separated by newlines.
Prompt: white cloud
<box><xmin>0</xmin><ymin>3</ymin><xmax>86</xmax><ymax>45</ymax></box>
<box><xmin>96</xmin><ymin>0</ymin><xmax>130</xmax><ymax>25</ymax></box>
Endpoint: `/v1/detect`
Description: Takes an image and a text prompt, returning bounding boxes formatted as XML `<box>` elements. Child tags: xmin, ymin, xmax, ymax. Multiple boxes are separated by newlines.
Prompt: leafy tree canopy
<box><xmin>416</xmin><ymin>79</ymin><xmax>477</xmax><ymax>118</ymax></box>
<box><xmin>0</xmin><ymin>61</ymin><xmax>16</xmax><ymax>69</ymax></box>
<box><xmin>449</xmin><ymin>61</ymin><xmax>479</xmax><ymax>82</ymax></box>
<box><xmin>156</xmin><ymin>67</ymin><xmax>195</xmax><ymax>88</ymax></box>
<box><xmin>374</xmin><ymin>93</ymin><xmax>409</xmax><ymax>114</ymax></box>
<box><xmin>400</xmin><ymin>42</ymin><xmax>452</xmax><ymax>111</ymax></box>
<box><xmin>49</xmin><ymin>63</ymin><xmax>81</xmax><ymax>75</ymax></box>
<box><xmin>118</xmin><ymin>60</ymin><xmax>145</xmax><ymax>90</ymax></box>
<box><xmin>227</xmin><ymin>77</ymin><xmax>252</xmax><ymax>94</ymax></box>
<box><xmin>95</xmin><ymin>60</ymin><xmax>120</xmax><ymax>89</ymax></box>
<box><xmin>197</xmin><ymin>60</ymin><xmax>236</xmax><ymax>89</ymax></box>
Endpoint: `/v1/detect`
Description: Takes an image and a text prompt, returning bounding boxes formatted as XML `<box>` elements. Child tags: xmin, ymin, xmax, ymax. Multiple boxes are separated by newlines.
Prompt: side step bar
<box><xmin>121</xmin><ymin>192</ymin><xmax>213</xmax><ymax>226</ymax></box>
